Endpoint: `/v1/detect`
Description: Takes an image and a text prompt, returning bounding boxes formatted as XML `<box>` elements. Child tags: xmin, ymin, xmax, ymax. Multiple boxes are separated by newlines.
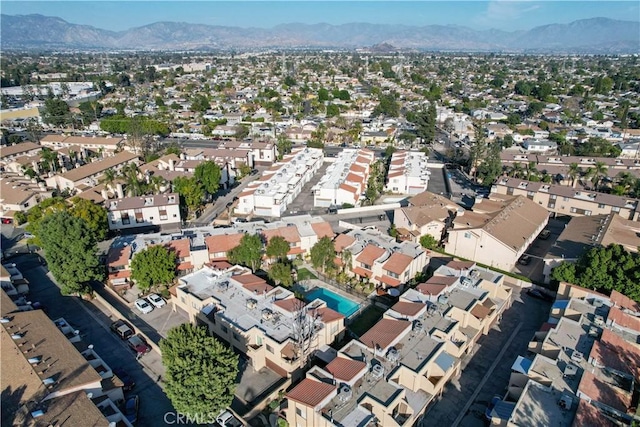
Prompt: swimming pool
<box><xmin>306</xmin><ymin>287</ymin><xmax>360</xmax><ymax>317</ymax></box>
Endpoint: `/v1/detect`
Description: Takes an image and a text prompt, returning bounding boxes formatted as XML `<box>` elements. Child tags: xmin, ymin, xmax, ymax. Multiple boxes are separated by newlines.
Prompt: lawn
<box><xmin>296</xmin><ymin>267</ymin><xmax>317</xmax><ymax>281</ymax></box>
<box><xmin>349</xmin><ymin>304</ymin><xmax>386</xmax><ymax>338</ymax></box>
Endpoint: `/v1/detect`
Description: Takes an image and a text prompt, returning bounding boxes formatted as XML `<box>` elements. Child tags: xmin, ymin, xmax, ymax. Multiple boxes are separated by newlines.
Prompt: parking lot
<box><xmin>421</xmin><ymin>285</ymin><xmax>551</xmax><ymax>426</ymax></box>
<box><xmin>11</xmin><ymin>253</ymin><xmax>181</xmax><ymax>427</ymax></box>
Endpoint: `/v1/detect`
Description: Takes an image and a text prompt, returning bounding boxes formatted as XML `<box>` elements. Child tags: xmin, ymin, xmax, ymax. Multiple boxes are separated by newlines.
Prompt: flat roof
<box><xmin>510</xmin><ymin>381</ymin><xmax>576</xmax><ymax>427</ymax></box>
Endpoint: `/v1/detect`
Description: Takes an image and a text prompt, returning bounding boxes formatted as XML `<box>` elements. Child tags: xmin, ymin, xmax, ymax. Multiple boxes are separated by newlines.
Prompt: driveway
<box><xmin>420</xmin><ymin>286</ymin><xmax>551</xmax><ymax>427</ymax></box>
<box><xmin>513</xmin><ymin>217</ymin><xmax>568</xmax><ymax>284</ymax></box>
<box><xmin>284</xmin><ymin>162</ymin><xmax>330</xmax><ymax>216</ymax></box>
<box><xmin>12</xmin><ymin>253</ymin><xmax>182</xmax><ymax>427</ymax></box>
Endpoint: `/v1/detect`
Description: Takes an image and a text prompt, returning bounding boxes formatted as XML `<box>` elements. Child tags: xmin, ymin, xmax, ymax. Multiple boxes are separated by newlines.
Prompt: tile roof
<box><xmin>106</xmin><ymin>245</ymin><xmax>131</xmax><ymax>267</ymax></box>
<box><xmin>608</xmin><ymin>306</ymin><xmax>640</xmax><ymax>333</ymax></box>
<box><xmin>314</xmin><ymin>307</ymin><xmax>345</xmax><ymax>323</ymax></box>
<box><xmin>263</xmin><ymin>225</ymin><xmax>301</xmax><ymax>243</ymax></box>
<box><xmin>390</xmin><ymin>301</ymin><xmax>425</xmax><ymax>317</ymax></box>
<box><xmin>382</xmin><ymin>252</ymin><xmax>413</xmax><ymax>275</ymax></box>
<box><xmin>205</xmin><ymin>233</ymin><xmax>243</xmax><ymax>254</ymax></box>
<box><xmin>589</xmin><ymin>329</ymin><xmax>640</xmax><ymax>379</ymax></box>
<box><xmin>610</xmin><ymin>290</ymin><xmax>640</xmax><ymax>313</ymax></box>
<box><xmin>416</xmin><ymin>283</ymin><xmax>447</xmax><ymax>296</ymax></box>
<box><xmin>310</xmin><ymin>222</ymin><xmax>335</xmax><ymax>239</ymax></box>
<box><xmin>355</xmin><ymin>244</ymin><xmax>386</xmax><ymax>265</ymax></box>
<box><xmin>578</xmin><ymin>370</ymin><xmax>631</xmax><ymax>413</ymax></box>
<box><xmin>470</xmin><ymin>303</ymin><xmax>492</xmax><ymax>320</ymax></box>
<box><xmin>359</xmin><ymin>318</ymin><xmax>411</xmax><ymax>351</ymax></box>
<box><xmin>376</xmin><ymin>275</ymin><xmax>402</xmax><ymax>288</ymax></box>
<box><xmin>0</xmin><ymin>142</ymin><xmax>41</xmax><ymax>158</ymax></box>
<box><xmin>59</xmin><ymin>151</ymin><xmax>138</xmax><ymax>183</ymax></box>
<box><xmin>352</xmin><ymin>266</ymin><xmax>373</xmax><ymax>278</ymax></box>
<box><xmin>165</xmin><ymin>238</ymin><xmax>191</xmax><ymax>259</ymax></box>
<box><xmin>286</xmin><ymin>378</ymin><xmax>336</xmax><ymax>407</ymax></box>
<box><xmin>325</xmin><ymin>357</ymin><xmax>367</xmax><ymax>382</ymax></box>
<box><xmin>573</xmin><ymin>399</ymin><xmax>616</xmax><ymax>427</ymax></box>
<box><xmin>274</xmin><ymin>298</ymin><xmax>304</xmax><ymax>313</ymax></box>
<box><xmin>334</xmin><ymin>234</ymin><xmax>356</xmax><ymax>252</ymax></box>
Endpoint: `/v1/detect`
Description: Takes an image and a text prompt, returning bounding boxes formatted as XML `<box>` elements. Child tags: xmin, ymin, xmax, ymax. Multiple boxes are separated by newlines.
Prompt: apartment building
<box><xmin>492</xmin><ymin>177</ymin><xmax>640</xmax><ymax>221</ymax></box>
<box><xmin>236</xmin><ymin>147</ymin><xmax>323</xmax><ymax>218</ymax></box>
<box><xmin>313</xmin><ymin>149</ymin><xmax>374</xmax><ymax>208</ymax></box>
<box><xmin>384</xmin><ymin>151</ymin><xmax>430</xmax><ymax>195</ymax></box>
<box><xmin>218</xmin><ymin>140</ymin><xmax>277</xmax><ymax>165</ymax></box>
<box><xmin>334</xmin><ymin>227</ymin><xmax>428</xmax><ymax>296</ymax></box>
<box><xmin>1</xmin><ymin>291</ymin><xmax>132</xmax><ymax>427</ymax></box>
<box><xmin>522</xmin><ymin>138</ymin><xmax>558</xmax><ymax>153</ymax></box>
<box><xmin>40</xmin><ymin>134</ymin><xmax>125</xmax><ymax>154</ymax></box>
<box><xmin>0</xmin><ymin>141</ymin><xmax>42</xmax><ymax>165</ymax></box>
<box><xmin>45</xmin><ymin>151</ymin><xmax>139</xmax><ymax>191</ymax></box>
<box><xmin>486</xmin><ymin>283</ymin><xmax>639</xmax><ymax>426</ymax></box>
<box><xmin>393</xmin><ymin>191</ymin><xmax>460</xmax><ymax>243</ymax></box>
<box><xmin>172</xmin><ymin>263</ymin><xmax>345</xmax><ymax>378</ymax></box>
<box><xmin>444</xmin><ymin>195</ymin><xmax>549</xmax><ymax>271</ymax></box>
<box><xmin>0</xmin><ymin>175</ymin><xmax>53</xmax><ymax>221</ymax></box>
<box><xmin>105</xmin><ymin>215</ymin><xmax>333</xmax><ymax>289</ymax></box>
<box><xmin>285</xmin><ymin>260</ymin><xmax>513</xmax><ymax>427</ymax></box>
<box><xmin>107</xmin><ymin>192</ymin><xmax>181</xmax><ymax>231</ymax></box>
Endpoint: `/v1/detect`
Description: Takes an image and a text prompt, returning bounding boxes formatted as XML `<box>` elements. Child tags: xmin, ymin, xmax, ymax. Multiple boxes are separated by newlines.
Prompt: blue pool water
<box><xmin>306</xmin><ymin>287</ymin><xmax>360</xmax><ymax>317</ymax></box>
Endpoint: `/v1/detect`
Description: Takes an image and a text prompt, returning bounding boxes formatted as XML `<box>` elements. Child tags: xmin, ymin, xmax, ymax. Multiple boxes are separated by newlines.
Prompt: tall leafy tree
<box><xmin>130</xmin><ymin>245</ymin><xmax>177</xmax><ymax>293</ymax></box>
<box><xmin>69</xmin><ymin>197</ymin><xmax>109</xmax><ymax>241</ymax></box>
<box><xmin>42</xmin><ymin>98</ymin><xmax>70</xmax><ymax>127</ymax></box>
<box><xmin>173</xmin><ymin>176</ymin><xmax>205</xmax><ymax>218</ymax></box>
<box><xmin>194</xmin><ymin>160</ymin><xmax>222</xmax><ymax>195</ymax></box>
<box><xmin>227</xmin><ymin>233</ymin><xmax>263</xmax><ymax>271</ymax></box>
<box><xmin>160</xmin><ymin>324</ymin><xmax>238</xmax><ymax>416</ymax></box>
<box><xmin>265</xmin><ymin>236</ymin><xmax>290</xmax><ymax>262</ymax></box>
<box><xmin>310</xmin><ymin>236</ymin><xmax>336</xmax><ymax>273</ymax></box>
<box><xmin>268</xmin><ymin>262</ymin><xmax>293</xmax><ymax>287</ymax></box>
<box><xmin>37</xmin><ymin>211</ymin><xmax>103</xmax><ymax>295</ymax></box>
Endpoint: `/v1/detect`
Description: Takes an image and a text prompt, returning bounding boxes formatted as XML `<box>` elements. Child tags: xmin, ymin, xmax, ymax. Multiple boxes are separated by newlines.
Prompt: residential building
<box><xmin>285</xmin><ymin>260</ymin><xmax>513</xmax><ymax>427</ymax></box>
<box><xmin>313</xmin><ymin>149</ymin><xmax>374</xmax><ymax>207</ymax></box>
<box><xmin>492</xmin><ymin>177</ymin><xmax>640</xmax><ymax>221</ymax></box>
<box><xmin>40</xmin><ymin>134</ymin><xmax>125</xmax><ymax>154</ymax></box>
<box><xmin>393</xmin><ymin>191</ymin><xmax>460</xmax><ymax>243</ymax></box>
<box><xmin>334</xmin><ymin>227</ymin><xmax>428</xmax><ymax>295</ymax></box>
<box><xmin>236</xmin><ymin>147</ymin><xmax>323</xmax><ymax>217</ymax></box>
<box><xmin>172</xmin><ymin>263</ymin><xmax>346</xmax><ymax>379</ymax></box>
<box><xmin>45</xmin><ymin>151</ymin><xmax>139</xmax><ymax>191</ymax></box>
<box><xmin>107</xmin><ymin>192</ymin><xmax>181</xmax><ymax>231</ymax></box>
<box><xmin>444</xmin><ymin>195</ymin><xmax>549</xmax><ymax>271</ymax></box>
<box><xmin>0</xmin><ymin>141</ymin><xmax>42</xmax><ymax>164</ymax></box>
<box><xmin>0</xmin><ymin>175</ymin><xmax>53</xmax><ymax>221</ymax></box>
<box><xmin>522</xmin><ymin>138</ymin><xmax>558</xmax><ymax>153</ymax></box>
<box><xmin>218</xmin><ymin>140</ymin><xmax>277</xmax><ymax>165</ymax></box>
<box><xmin>1</xmin><ymin>291</ymin><xmax>132</xmax><ymax>427</ymax></box>
<box><xmin>384</xmin><ymin>151</ymin><xmax>430</xmax><ymax>195</ymax></box>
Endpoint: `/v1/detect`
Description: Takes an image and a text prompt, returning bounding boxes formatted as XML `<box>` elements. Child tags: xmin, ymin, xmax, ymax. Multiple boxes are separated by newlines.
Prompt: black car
<box><xmin>518</xmin><ymin>254</ymin><xmax>532</xmax><ymax>265</ymax></box>
<box><xmin>527</xmin><ymin>289</ymin><xmax>554</xmax><ymax>302</ymax></box>
<box><xmin>113</xmin><ymin>367</ymin><xmax>136</xmax><ymax>391</ymax></box>
<box><xmin>539</xmin><ymin>229</ymin><xmax>551</xmax><ymax>240</ymax></box>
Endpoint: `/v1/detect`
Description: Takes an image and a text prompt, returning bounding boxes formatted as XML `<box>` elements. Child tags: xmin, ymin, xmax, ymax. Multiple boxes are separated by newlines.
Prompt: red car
<box><xmin>127</xmin><ymin>335</ymin><xmax>151</xmax><ymax>356</ymax></box>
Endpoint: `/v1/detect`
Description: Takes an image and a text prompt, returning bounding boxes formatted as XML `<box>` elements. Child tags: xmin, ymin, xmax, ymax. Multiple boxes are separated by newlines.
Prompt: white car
<box><xmin>147</xmin><ymin>293</ymin><xmax>166</xmax><ymax>308</ymax></box>
<box><xmin>134</xmin><ymin>298</ymin><xmax>153</xmax><ymax>314</ymax></box>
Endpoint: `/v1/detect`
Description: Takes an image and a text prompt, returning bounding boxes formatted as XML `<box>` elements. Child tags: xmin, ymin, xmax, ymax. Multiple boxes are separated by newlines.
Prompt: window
<box><xmin>221</xmin><ymin>325</ymin><xmax>228</xmax><ymax>334</ymax></box>
<box><xmin>296</xmin><ymin>407</ymin><xmax>306</xmax><ymax>419</ymax></box>
<box><xmin>135</xmin><ymin>209</ymin><xmax>144</xmax><ymax>223</ymax></box>
<box><xmin>173</xmin><ymin>214</ymin><xmax>177</xmax><ymax>218</ymax></box>
<box><xmin>266</xmin><ymin>344</ymin><xmax>274</xmax><ymax>353</ymax></box>
<box><xmin>464</xmin><ymin>232</ymin><xmax>471</xmax><ymax>239</ymax></box>
<box><xmin>570</xmin><ymin>207</ymin><xmax>577</xmax><ymax>213</ymax></box>
<box><xmin>159</xmin><ymin>209</ymin><xmax>168</xmax><ymax>220</ymax></box>
<box><xmin>563</xmin><ymin>197</ymin><xmax>569</xmax><ymax>202</ymax></box>
<box><xmin>598</xmin><ymin>204</ymin><xmax>605</xmax><ymax>209</ymax></box>
<box><xmin>121</xmin><ymin>212</ymin><xmax>130</xmax><ymax>225</ymax></box>
<box><xmin>387</xmin><ymin>271</ymin><xmax>399</xmax><ymax>279</ymax></box>
<box><xmin>232</xmin><ymin>332</ymin><xmax>240</xmax><ymax>341</ymax></box>
<box><xmin>361</xmin><ymin>263</ymin><xmax>371</xmax><ymax>270</ymax></box>
<box><xmin>585</xmin><ymin>210</ymin><xmax>592</xmax><ymax>216</ymax></box>
<box><xmin>612</xmin><ymin>207</ymin><xmax>620</xmax><ymax>212</ymax></box>
<box><xmin>548</xmin><ymin>203</ymin><xmax>556</xmax><ymax>209</ymax></box>
<box><xmin>550</xmin><ymin>195</ymin><xmax>557</xmax><ymax>200</ymax></box>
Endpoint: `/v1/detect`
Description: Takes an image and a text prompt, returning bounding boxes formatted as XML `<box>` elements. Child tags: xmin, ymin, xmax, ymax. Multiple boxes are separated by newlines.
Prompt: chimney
<box><xmin>169</xmin><ymin>159</ymin><xmax>175</xmax><ymax>171</ymax></box>
<box><xmin>116</xmin><ymin>183</ymin><xmax>124</xmax><ymax>199</ymax></box>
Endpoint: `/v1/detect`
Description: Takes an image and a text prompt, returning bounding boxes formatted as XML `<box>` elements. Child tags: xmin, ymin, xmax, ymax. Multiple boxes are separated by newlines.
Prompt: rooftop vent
<box><xmin>338</xmin><ymin>385</ymin><xmax>353</xmax><ymax>402</ymax></box>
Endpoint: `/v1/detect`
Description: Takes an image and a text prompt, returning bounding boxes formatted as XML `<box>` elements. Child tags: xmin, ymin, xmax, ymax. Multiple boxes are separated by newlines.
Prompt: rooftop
<box><xmin>510</xmin><ymin>381</ymin><xmax>576</xmax><ymax>427</ymax></box>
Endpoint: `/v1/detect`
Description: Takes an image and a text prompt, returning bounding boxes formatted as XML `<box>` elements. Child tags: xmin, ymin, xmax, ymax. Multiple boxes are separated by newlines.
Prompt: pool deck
<box><xmin>302</xmin><ymin>278</ymin><xmax>366</xmax><ymax>304</ymax></box>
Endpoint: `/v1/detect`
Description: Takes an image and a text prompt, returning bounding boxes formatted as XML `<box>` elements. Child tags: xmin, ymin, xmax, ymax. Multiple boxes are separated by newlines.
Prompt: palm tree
<box><xmin>147</xmin><ymin>175</ymin><xmax>166</xmax><ymax>194</ymax></box>
<box><xmin>567</xmin><ymin>163</ymin><xmax>580</xmax><ymax>187</ymax></box>
<box><xmin>527</xmin><ymin>161</ymin><xmax>538</xmax><ymax>181</ymax></box>
<box><xmin>40</xmin><ymin>148</ymin><xmax>59</xmax><ymax>173</ymax></box>
<box><xmin>510</xmin><ymin>162</ymin><xmax>524</xmax><ymax>178</ymax></box>
<box><xmin>121</xmin><ymin>163</ymin><xmax>143</xmax><ymax>197</ymax></box>
<box><xmin>100</xmin><ymin>168</ymin><xmax>117</xmax><ymax>190</ymax></box>
<box><xmin>590</xmin><ymin>161</ymin><xmax>608</xmax><ymax>191</ymax></box>
<box><xmin>340</xmin><ymin>250</ymin><xmax>353</xmax><ymax>274</ymax></box>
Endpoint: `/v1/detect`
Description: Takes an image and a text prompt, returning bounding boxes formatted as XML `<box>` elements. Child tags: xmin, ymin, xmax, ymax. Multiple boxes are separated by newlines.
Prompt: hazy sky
<box><xmin>3</xmin><ymin>1</ymin><xmax>639</xmax><ymax>32</ymax></box>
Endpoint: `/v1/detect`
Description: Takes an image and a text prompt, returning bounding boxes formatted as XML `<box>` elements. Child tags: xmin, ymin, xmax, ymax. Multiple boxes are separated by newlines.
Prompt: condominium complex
<box><xmin>285</xmin><ymin>260</ymin><xmax>513</xmax><ymax>427</ymax></box>
<box><xmin>492</xmin><ymin>177</ymin><xmax>640</xmax><ymax>221</ymax></box>
<box><xmin>313</xmin><ymin>149</ymin><xmax>375</xmax><ymax>207</ymax></box>
<box><xmin>236</xmin><ymin>147</ymin><xmax>323</xmax><ymax>217</ymax></box>
<box><xmin>485</xmin><ymin>284</ymin><xmax>640</xmax><ymax>426</ymax></box>
<box><xmin>107</xmin><ymin>192</ymin><xmax>182</xmax><ymax>231</ymax></box>
<box><xmin>384</xmin><ymin>151</ymin><xmax>430</xmax><ymax>195</ymax></box>
<box><xmin>334</xmin><ymin>227</ymin><xmax>428</xmax><ymax>296</ymax></box>
<box><xmin>172</xmin><ymin>263</ymin><xmax>346</xmax><ymax>378</ymax></box>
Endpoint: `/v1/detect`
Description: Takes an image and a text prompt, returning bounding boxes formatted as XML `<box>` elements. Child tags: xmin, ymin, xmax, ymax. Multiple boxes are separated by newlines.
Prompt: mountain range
<box><xmin>1</xmin><ymin>14</ymin><xmax>639</xmax><ymax>53</ymax></box>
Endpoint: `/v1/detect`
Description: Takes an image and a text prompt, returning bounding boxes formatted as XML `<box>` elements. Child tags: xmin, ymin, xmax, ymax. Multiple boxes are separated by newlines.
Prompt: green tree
<box><xmin>173</xmin><ymin>176</ymin><xmax>205</xmax><ymax>217</ymax></box>
<box><xmin>42</xmin><ymin>98</ymin><xmax>70</xmax><ymax>127</ymax></box>
<box><xmin>326</xmin><ymin>104</ymin><xmax>340</xmax><ymax>118</ymax></box>
<box><xmin>69</xmin><ymin>197</ymin><xmax>108</xmax><ymax>241</ymax></box>
<box><xmin>268</xmin><ymin>262</ymin><xmax>293</xmax><ymax>287</ymax></box>
<box><xmin>310</xmin><ymin>236</ymin><xmax>336</xmax><ymax>273</ymax></box>
<box><xmin>37</xmin><ymin>211</ymin><xmax>103</xmax><ymax>295</ymax></box>
<box><xmin>130</xmin><ymin>245</ymin><xmax>177</xmax><ymax>293</ymax></box>
<box><xmin>78</xmin><ymin>101</ymin><xmax>103</xmax><ymax>124</ymax></box>
<box><xmin>160</xmin><ymin>323</ymin><xmax>238</xmax><ymax>416</ymax></box>
<box><xmin>190</xmin><ymin>94</ymin><xmax>210</xmax><ymax>112</ymax></box>
<box><xmin>227</xmin><ymin>233</ymin><xmax>263</xmax><ymax>271</ymax></box>
<box><xmin>419</xmin><ymin>234</ymin><xmax>438</xmax><ymax>250</ymax></box>
<box><xmin>276</xmin><ymin>134</ymin><xmax>293</xmax><ymax>160</ymax></box>
<box><xmin>266</xmin><ymin>236</ymin><xmax>290</xmax><ymax>262</ymax></box>
<box><xmin>317</xmin><ymin>87</ymin><xmax>330</xmax><ymax>102</ymax></box>
<box><xmin>373</xmin><ymin>93</ymin><xmax>399</xmax><ymax>118</ymax></box>
<box><xmin>194</xmin><ymin>160</ymin><xmax>222</xmax><ymax>196</ymax></box>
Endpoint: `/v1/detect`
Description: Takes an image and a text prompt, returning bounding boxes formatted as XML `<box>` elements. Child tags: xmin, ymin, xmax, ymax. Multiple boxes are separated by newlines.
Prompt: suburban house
<box><xmin>107</xmin><ymin>192</ymin><xmax>182</xmax><ymax>231</ymax></box>
<box><xmin>172</xmin><ymin>263</ymin><xmax>346</xmax><ymax>379</ymax></box>
<box><xmin>522</xmin><ymin>138</ymin><xmax>558</xmax><ymax>153</ymax></box>
<box><xmin>334</xmin><ymin>227</ymin><xmax>428</xmax><ymax>296</ymax></box>
<box><xmin>218</xmin><ymin>140</ymin><xmax>277</xmax><ymax>165</ymax></box>
<box><xmin>0</xmin><ymin>175</ymin><xmax>53</xmax><ymax>221</ymax></box>
<box><xmin>236</xmin><ymin>147</ymin><xmax>323</xmax><ymax>218</ymax></box>
<box><xmin>285</xmin><ymin>260</ymin><xmax>513</xmax><ymax>427</ymax></box>
<box><xmin>1</xmin><ymin>291</ymin><xmax>133</xmax><ymax>427</ymax></box>
<box><xmin>492</xmin><ymin>177</ymin><xmax>640</xmax><ymax>221</ymax></box>
<box><xmin>45</xmin><ymin>151</ymin><xmax>139</xmax><ymax>191</ymax></box>
<box><xmin>444</xmin><ymin>194</ymin><xmax>549</xmax><ymax>271</ymax></box>
<box><xmin>393</xmin><ymin>191</ymin><xmax>460</xmax><ymax>243</ymax></box>
<box><xmin>313</xmin><ymin>149</ymin><xmax>375</xmax><ymax>208</ymax></box>
<box><xmin>384</xmin><ymin>151</ymin><xmax>430</xmax><ymax>195</ymax></box>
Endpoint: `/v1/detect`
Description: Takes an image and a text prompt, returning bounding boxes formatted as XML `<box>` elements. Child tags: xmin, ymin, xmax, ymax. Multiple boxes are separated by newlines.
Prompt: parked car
<box><xmin>123</xmin><ymin>395</ymin><xmax>139</xmax><ymax>423</ymax></box>
<box><xmin>113</xmin><ymin>367</ymin><xmax>136</xmax><ymax>391</ymax></box>
<box><xmin>217</xmin><ymin>410</ymin><xmax>242</xmax><ymax>427</ymax></box>
<box><xmin>147</xmin><ymin>293</ymin><xmax>166</xmax><ymax>308</ymax></box>
<box><xmin>527</xmin><ymin>288</ymin><xmax>554</xmax><ymax>302</ymax></box>
<box><xmin>518</xmin><ymin>254</ymin><xmax>531</xmax><ymax>265</ymax></box>
<box><xmin>134</xmin><ymin>298</ymin><xmax>153</xmax><ymax>314</ymax></box>
<box><xmin>127</xmin><ymin>335</ymin><xmax>151</xmax><ymax>356</ymax></box>
<box><xmin>539</xmin><ymin>229</ymin><xmax>551</xmax><ymax>240</ymax></box>
<box><xmin>110</xmin><ymin>320</ymin><xmax>134</xmax><ymax>340</ymax></box>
